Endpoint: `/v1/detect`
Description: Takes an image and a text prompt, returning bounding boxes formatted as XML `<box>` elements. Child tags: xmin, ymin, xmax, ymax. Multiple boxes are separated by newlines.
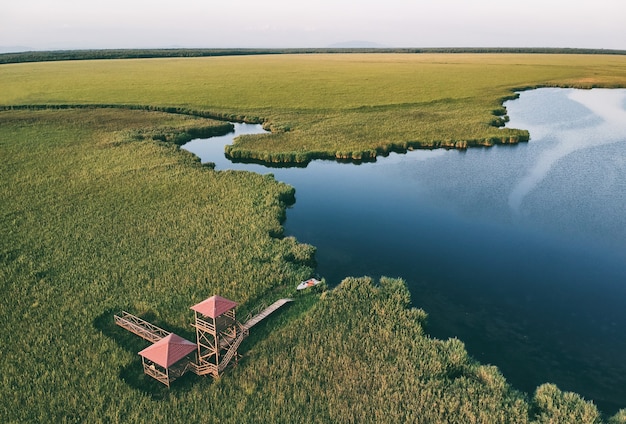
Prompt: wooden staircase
<box><xmin>189</xmin><ymin>321</ymin><xmax>249</xmax><ymax>377</ymax></box>
<box><xmin>218</xmin><ymin>322</ymin><xmax>248</xmax><ymax>373</ymax></box>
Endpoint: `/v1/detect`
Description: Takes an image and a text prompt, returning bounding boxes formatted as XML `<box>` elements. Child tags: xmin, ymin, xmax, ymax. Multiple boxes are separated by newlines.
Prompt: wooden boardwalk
<box><xmin>243</xmin><ymin>298</ymin><xmax>293</xmax><ymax>330</ymax></box>
<box><xmin>115</xmin><ymin>297</ymin><xmax>293</xmax><ymax>344</ymax></box>
<box><xmin>114</xmin><ymin>297</ymin><xmax>294</xmax><ymax>384</ymax></box>
<box><xmin>114</xmin><ymin>311</ymin><xmax>170</xmax><ymax>343</ymax></box>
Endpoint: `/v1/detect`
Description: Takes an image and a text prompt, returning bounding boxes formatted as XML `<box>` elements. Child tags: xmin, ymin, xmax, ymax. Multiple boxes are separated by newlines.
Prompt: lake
<box><xmin>182</xmin><ymin>88</ymin><xmax>626</xmax><ymax>413</ymax></box>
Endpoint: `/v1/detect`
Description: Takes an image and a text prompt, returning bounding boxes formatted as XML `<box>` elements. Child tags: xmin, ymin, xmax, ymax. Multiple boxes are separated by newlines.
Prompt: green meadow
<box><xmin>2</xmin><ymin>53</ymin><xmax>626</xmax><ymax>422</ymax></box>
<box><xmin>2</xmin><ymin>53</ymin><xmax>626</xmax><ymax>162</ymax></box>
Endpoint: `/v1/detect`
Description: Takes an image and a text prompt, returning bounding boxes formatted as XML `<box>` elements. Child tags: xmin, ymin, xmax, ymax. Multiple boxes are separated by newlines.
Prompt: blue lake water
<box><xmin>182</xmin><ymin>88</ymin><xmax>626</xmax><ymax>413</ymax></box>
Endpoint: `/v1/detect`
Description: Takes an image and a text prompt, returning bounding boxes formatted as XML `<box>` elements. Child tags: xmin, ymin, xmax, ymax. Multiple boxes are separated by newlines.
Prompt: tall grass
<box><xmin>2</xmin><ymin>53</ymin><xmax>626</xmax><ymax>422</ymax></box>
<box><xmin>2</xmin><ymin>107</ymin><xmax>622</xmax><ymax>422</ymax></box>
<box><xmin>0</xmin><ymin>108</ymin><xmax>313</xmax><ymax>421</ymax></box>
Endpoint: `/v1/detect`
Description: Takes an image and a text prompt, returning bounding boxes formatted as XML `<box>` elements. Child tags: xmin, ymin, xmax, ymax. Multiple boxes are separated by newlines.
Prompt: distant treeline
<box><xmin>1</xmin><ymin>47</ymin><xmax>625</xmax><ymax>64</ymax></box>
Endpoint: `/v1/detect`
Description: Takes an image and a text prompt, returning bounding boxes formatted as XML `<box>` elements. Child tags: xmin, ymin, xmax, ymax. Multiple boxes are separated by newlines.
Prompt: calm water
<box><xmin>182</xmin><ymin>88</ymin><xmax>626</xmax><ymax>413</ymax></box>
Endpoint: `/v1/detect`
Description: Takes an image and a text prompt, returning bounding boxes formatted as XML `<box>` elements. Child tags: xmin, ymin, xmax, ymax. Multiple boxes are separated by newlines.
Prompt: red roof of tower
<box><xmin>190</xmin><ymin>295</ymin><xmax>237</xmax><ymax>318</ymax></box>
<box><xmin>138</xmin><ymin>333</ymin><xmax>196</xmax><ymax>368</ymax></box>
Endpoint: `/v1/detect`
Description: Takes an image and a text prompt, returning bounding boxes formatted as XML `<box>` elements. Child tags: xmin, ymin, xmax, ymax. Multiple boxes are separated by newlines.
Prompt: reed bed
<box><xmin>2</xmin><ymin>53</ymin><xmax>626</xmax><ymax>422</ymax></box>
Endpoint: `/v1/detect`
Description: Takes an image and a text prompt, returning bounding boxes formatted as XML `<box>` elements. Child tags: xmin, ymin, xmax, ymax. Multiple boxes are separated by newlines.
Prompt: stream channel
<box><xmin>182</xmin><ymin>88</ymin><xmax>626</xmax><ymax>414</ymax></box>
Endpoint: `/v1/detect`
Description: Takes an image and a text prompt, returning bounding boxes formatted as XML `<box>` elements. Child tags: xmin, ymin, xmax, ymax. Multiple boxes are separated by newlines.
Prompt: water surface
<box><xmin>182</xmin><ymin>88</ymin><xmax>626</xmax><ymax>413</ymax></box>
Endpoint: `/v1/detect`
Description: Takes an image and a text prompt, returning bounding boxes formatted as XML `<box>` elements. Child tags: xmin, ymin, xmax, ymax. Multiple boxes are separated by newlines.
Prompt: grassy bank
<box><xmin>1</xmin><ymin>107</ymin><xmax>624</xmax><ymax>422</ymax></box>
<box><xmin>2</xmin><ymin>54</ymin><xmax>626</xmax><ymax>164</ymax></box>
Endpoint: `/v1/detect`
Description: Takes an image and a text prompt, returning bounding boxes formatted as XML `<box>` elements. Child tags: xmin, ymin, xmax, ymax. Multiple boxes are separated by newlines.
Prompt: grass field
<box><xmin>2</xmin><ymin>53</ymin><xmax>626</xmax><ymax>422</ymax></box>
<box><xmin>2</xmin><ymin>53</ymin><xmax>626</xmax><ymax>163</ymax></box>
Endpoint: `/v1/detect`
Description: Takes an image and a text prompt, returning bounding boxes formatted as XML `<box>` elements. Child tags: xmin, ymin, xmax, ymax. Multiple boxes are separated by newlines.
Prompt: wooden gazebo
<box><xmin>189</xmin><ymin>295</ymin><xmax>248</xmax><ymax>377</ymax></box>
<box><xmin>138</xmin><ymin>333</ymin><xmax>196</xmax><ymax>387</ymax></box>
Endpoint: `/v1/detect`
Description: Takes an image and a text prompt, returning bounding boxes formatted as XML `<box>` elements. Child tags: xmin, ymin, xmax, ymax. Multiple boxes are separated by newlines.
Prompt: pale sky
<box><xmin>1</xmin><ymin>0</ymin><xmax>625</xmax><ymax>52</ymax></box>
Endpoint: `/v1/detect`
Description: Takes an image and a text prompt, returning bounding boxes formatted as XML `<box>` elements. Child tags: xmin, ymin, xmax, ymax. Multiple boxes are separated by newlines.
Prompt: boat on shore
<box><xmin>297</xmin><ymin>278</ymin><xmax>321</xmax><ymax>290</ymax></box>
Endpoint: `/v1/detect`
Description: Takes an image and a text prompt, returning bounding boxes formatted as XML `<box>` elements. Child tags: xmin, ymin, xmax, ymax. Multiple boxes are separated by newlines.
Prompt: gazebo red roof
<box><xmin>190</xmin><ymin>295</ymin><xmax>237</xmax><ymax>318</ymax></box>
<box><xmin>138</xmin><ymin>333</ymin><xmax>196</xmax><ymax>368</ymax></box>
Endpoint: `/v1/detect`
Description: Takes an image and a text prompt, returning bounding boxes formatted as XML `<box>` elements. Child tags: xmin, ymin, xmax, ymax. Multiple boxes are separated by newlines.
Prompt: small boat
<box><xmin>297</xmin><ymin>278</ymin><xmax>322</xmax><ymax>290</ymax></box>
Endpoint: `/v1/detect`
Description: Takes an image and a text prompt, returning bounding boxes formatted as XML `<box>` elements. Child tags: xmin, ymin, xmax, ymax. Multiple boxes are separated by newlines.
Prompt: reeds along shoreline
<box><xmin>0</xmin><ymin>102</ymin><xmax>530</xmax><ymax>166</ymax></box>
<box><xmin>225</xmin><ymin>132</ymin><xmax>531</xmax><ymax>166</ymax></box>
<box><xmin>0</xmin><ymin>105</ymin><xmax>621</xmax><ymax>423</ymax></box>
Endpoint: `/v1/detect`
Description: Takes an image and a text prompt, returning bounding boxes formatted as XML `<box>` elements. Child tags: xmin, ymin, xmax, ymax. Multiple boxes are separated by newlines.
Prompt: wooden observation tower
<box><xmin>114</xmin><ymin>294</ymin><xmax>292</xmax><ymax>386</ymax></box>
<box><xmin>189</xmin><ymin>295</ymin><xmax>248</xmax><ymax>377</ymax></box>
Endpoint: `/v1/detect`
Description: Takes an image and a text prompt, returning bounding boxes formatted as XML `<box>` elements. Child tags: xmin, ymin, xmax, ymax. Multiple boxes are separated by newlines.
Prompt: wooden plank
<box><xmin>243</xmin><ymin>298</ymin><xmax>293</xmax><ymax>330</ymax></box>
<box><xmin>188</xmin><ymin>361</ymin><xmax>218</xmax><ymax>377</ymax></box>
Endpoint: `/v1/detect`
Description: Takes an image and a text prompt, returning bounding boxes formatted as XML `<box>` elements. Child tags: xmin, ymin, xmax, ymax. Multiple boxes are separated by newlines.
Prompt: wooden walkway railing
<box><xmin>114</xmin><ymin>311</ymin><xmax>170</xmax><ymax>343</ymax></box>
<box><xmin>243</xmin><ymin>298</ymin><xmax>293</xmax><ymax>330</ymax></box>
<box><xmin>188</xmin><ymin>361</ymin><xmax>218</xmax><ymax>376</ymax></box>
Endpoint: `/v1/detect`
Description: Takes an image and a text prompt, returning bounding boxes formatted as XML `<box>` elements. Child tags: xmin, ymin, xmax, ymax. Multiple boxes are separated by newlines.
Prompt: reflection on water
<box><xmin>508</xmin><ymin>89</ymin><xmax>626</xmax><ymax>214</ymax></box>
<box><xmin>182</xmin><ymin>88</ymin><xmax>626</xmax><ymax>414</ymax></box>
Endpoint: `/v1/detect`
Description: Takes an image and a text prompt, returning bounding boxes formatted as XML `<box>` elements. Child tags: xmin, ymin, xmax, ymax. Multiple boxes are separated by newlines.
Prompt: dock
<box><xmin>243</xmin><ymin>298</ymin><xmax>293</xmax><ymax>330</ymax></box>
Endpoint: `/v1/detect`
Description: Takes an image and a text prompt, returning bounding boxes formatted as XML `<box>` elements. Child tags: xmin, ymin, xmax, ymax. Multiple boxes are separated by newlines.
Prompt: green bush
<box><xmin>531</xmin><ymin>383</ymin><xmax>601</xmax><ymax>424</ymax></box>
